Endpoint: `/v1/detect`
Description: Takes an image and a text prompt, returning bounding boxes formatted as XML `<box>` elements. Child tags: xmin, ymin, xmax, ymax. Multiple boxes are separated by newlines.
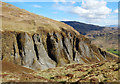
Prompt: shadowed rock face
<box><xmin>1</xmin><ymin>2</ymin><xmax>118</xmax><ymax>70</ymax></box>
<box><xmin>1</xmin><ymin>30</ymin><xmax>118</xmax><ymax>70</ymax></box>
<box><xmin>62</xmin><ymin>21</ymin><xmax>118</xmax><ymax>50</ymax></box>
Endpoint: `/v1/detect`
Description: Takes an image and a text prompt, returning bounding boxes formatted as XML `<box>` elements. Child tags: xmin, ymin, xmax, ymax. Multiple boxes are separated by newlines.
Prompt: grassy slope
<box><xmin>1</xmin><ymin>61</ymin><xmax>119</xmax><ymax>82</ymax></box>
<box><xmin>36</xmin><ymin>61</ymin><xmax>119</xmax><ymax>82</ymax></box>
<box><xmin>0</xmin><ymin>61</ymin><xmax>53</xmax><ymax>82</ymax></box>
<box><xmin>1</xmin><ymin>1</ymin><xmax>79</xmax><ymax>35</ymax></box>
<box><xmin>107</xmin><ymin>48</ymin><xmax>120</xmax><ymax>56</ymax></box>
<box><xmin>1</xmin><ymin>2</ymin><xmax>120</xmax><ymax>83</ymax></box>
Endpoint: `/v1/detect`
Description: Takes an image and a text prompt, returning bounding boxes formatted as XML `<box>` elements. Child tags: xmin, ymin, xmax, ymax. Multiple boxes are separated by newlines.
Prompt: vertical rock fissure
<box><xmin>61</xmin><ymin>33</ymin><xmax>70</xmax><ymax>55</ymax></box>
<box><xmin>61</xmin><ymin>28</ymin><xmax>68</xmax><ymax>35</ymax></box>
<box><xmin>32</xmin><ymin>36</ymin><xmax>39</xmax><ymax>60</ymax></box>
<box><xmin>53</xmin><ymin>32</ymin><xmax>58</xmax><ymax>43</ymax></box>
<box><xmin>13</xmin><ymin>43</ymin><xmax>16</xmax><ymax>57</ymax></box>
<box><xmin>73</xmin><ymin>51</ymin><xmax>76</xmax><ymax>61</ymax></box>
<box><xmin>1</xmin><ymin>55</ymin><xmax>3</xmax><ymax>60</ymax></box>
<box><xmin>47</xmin><ymin>33</ymin><xmax>57</xmax><ymax>63</ymax></box>
<box><xmin>98</xmin><ymin>48</ymin><xmax>106</xmax><ymax>58</ymax></box>
<box><xmin>13</xmin><ymin>43</ymin><xmax>17</xmax><ymax>63</ymax></box>
<box><xmin>73</xmin><ymin>36</ymin><xmax>76</xmax><ymax>60</ymax></box>
<box><xmin>76</xmin><ymin>38</ymin><xmax>79</xmax><ymax>51</ymax></box>
<box><xmin>16</xmin><ymin>34</ymin><xmax>24</xmax><ymax>65</ymax></box>
<box><xmin>68</xmin><ymin>32</ymin><xmax>73</xmax><ymax>44</ymax></box>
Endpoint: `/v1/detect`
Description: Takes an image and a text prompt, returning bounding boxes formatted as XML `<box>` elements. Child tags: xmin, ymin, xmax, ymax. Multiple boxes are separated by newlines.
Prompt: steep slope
<box><xmin>1</xmin><ymin>61</ymin><xmax>119</xmax><ymax>82</ymax></box>
<box><xmin>1</xmin><ymin>2</ymin><xmax>118</xmax><ymax>70</ymax></box>
<box><xmin>0</xmin><ymin>61</ymin><xmax>53</xmax><ymax>82</ymax></box>
<box><xmin>37</xmin><ymin>61</ymin><xmax>119</xmax><ymax>82</ymax></box>
<box><xmin>62</xmin><ymin>21</ymin><xmax>119</xmax><ymax>51</ymax></box>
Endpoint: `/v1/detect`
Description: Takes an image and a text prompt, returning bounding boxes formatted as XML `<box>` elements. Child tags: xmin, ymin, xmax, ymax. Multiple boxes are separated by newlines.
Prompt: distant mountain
<box><xmin>61</xmin><ymin>21</ymin><xmax>104</xmax><ymax>35</ymax></box>
<box><xmin>2</xmin><ymin>1</ymin><xmax>116</xmax><ymax>71</ymax></box>
<box><xmin>1</xmin><ymin>2</ymin><xmax>119</xmax><ymax>82</ymax></box>
<box><xmin>62</xmin><ymin>21</ymin><xmax>118</xmax><ymax>51</ymax></box>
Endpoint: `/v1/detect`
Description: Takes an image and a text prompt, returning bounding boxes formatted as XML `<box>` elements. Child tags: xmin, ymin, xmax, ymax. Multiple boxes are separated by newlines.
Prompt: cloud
<box><xmin>33</xmin><ymin>5</ymin><xmax>42</xmax><ymax>8</ymax></box>
<box><xmin>54</xmin><ymin>0</ymin><xmax>112</xmax><ymax>23</ymax></box>
<box><xmin>71</xmin><ymin>1</ymin><xmax>76</xmax><ymax>4</ymax></box>
<box><xmin>72</xmin><ymin>0</ymin><xmax>111</xmax><ymax>21</ymax></box>
<box><xmin>114</xmin><ymin>9</ymin><xmax>118</xmax><ymax>13</ymax></box>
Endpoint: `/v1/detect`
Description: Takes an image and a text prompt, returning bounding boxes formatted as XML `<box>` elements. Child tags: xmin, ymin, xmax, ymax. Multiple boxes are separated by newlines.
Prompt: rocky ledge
<box><xmin>0</xmin><ymin>1</ymin><xmax>119</xmax><ymax>70</ymax></box>
<box><xmin>1</xmin><ymin>29</ymin><xmax>118</xmax><ymax>70</ymax></box>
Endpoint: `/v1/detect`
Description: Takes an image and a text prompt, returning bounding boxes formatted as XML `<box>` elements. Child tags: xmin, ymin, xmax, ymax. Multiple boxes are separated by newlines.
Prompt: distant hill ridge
<box><xmin>62</xmin><ymin>21</ymin><xmax>118</xmax><ymax>51</ymax></box>
<box><xmin>61</xmin><ymin>21</ymin><xmax>105</xmax><ymax>35</ymax></box>
<box><xmin>1</xmin><ymin>2</ymin><xmax>118</xmax><ymax>71</ymax></box>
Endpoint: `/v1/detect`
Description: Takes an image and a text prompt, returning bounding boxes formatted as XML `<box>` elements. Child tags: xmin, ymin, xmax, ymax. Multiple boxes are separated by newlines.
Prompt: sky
<box><xmin>5</xmin><ymin>0</ymin><xmax>119</xmax><ymax>26</ymax></box>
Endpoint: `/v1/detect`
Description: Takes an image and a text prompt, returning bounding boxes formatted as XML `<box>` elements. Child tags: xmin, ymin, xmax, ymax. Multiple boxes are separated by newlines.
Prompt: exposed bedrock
<box><xmin>1</xmin><ymin>1</ymin><xmax>119</xmax><ymax>70</ymax></box>
<box><xmin>1</xmin><ymin>30</ymin><xmax>118</xmax><ymax>70</ymax></box>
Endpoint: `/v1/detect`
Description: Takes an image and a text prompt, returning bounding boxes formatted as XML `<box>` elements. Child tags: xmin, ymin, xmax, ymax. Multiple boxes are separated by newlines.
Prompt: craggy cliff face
<box><xmin>2</xmin><ymin>30</ymin><xmax>110</xmax><ymax>70</ymax></box>
<box><xmin>0</xmin><ymin>2</ymin><xmax>118</xmax><ymax>70</ymax></box>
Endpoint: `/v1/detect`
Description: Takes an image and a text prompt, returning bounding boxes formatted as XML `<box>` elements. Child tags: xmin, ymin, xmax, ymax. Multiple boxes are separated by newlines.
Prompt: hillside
<box><xmin>62</xmin><ymin>21</ymin><xmax>105</xmax><ymax>35</ymax></box>
<box><xmin>62</xmin><ymin>21</ymin><xmax>119</xmax><ymax>53</ymax></box>
<box><xmin>1</xmin><ymin>1</ymin><xmax>118</xmax><ymax>70</ymax></box>
<box><xmin>37</xmin><ymin>61</ymin><xmax>119</xmax><ymax>82</ymax></box>
<box><xmin>1</xmin><ymin>61</ymin><xmax>53</xmax><ymax>82</ymax></box>
<box><xmin>86</xmin><ymin>27</ymin><xmax>118</xmax><ymax>51</ymax></box>
<box><xmin>1</xmin><ymin>2</ymin><xmax>79</xmax><ymax>34</ymax></box>
<box><xmin>1</xmin><ymin>61</ymin><xmax>120</xmax><ymax>82</ymax></box>
<box><xmin>0</xmin><ymin>1</ymin><xmax>119</xmax><ymax>83</ymax></box>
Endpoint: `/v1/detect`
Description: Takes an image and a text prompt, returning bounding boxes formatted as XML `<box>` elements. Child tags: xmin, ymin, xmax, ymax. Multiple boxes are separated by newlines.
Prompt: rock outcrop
<box><xmin>1</xmin><ymin>30</ymin><xmax>118</xmax><ymax>70</ymax></box>
<box><xmin>62</xmin><ymin>21</ymin><xmax>119</xmax><ymax>50</ymax></box>
<box><xmin>1</xmin><ymin>2</ymin><xmax>118</xmax><ymax>70</ymax></box>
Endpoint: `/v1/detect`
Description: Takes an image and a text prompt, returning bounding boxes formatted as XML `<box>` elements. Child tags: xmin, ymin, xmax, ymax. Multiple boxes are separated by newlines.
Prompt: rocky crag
<box><xmin>0</xmin><ymin>2</ymin><xmax>118</xmax><ymax>70</ymax></box>
<box><xmin>62</xmin><ymin>21</ymin><xmax>119</xmax><ymax>50</ymax></box>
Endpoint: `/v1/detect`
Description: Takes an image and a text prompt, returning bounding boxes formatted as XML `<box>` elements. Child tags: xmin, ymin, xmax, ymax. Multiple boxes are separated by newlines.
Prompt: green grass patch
<box><xmin>107</xmin><ymin>48</ymin><xmax>120</xmax><ymax>56</ymax></box>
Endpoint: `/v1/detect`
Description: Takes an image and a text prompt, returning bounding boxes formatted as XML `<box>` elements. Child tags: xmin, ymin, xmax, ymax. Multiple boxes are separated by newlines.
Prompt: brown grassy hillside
<box><xmin>86</xmin><ymin>27</ymin><xmax>118</xmax><ymax>50</ymax></box>
<box><xmin>1</xmin><ymin>1</ymin><xmax>79</xmax><ymax>35</ymax></box>
<box><xmin>0</xmin><ymin>1</ymin><xmax>120</xmax><ymax>83</ymax></box>
<box><xmin>0</xmin><ymin>61</ymin><xmax>53</xmax><ymax>82</ymax></box>
<box><xmin>1</xmin><ymin>60</ymin><xmax>120</xmax><ymax>82</ymax></box>
<box><xmin>36</xmin><ymin>61</ymin><xmax>119</xmax><ymax>82</ymax></box>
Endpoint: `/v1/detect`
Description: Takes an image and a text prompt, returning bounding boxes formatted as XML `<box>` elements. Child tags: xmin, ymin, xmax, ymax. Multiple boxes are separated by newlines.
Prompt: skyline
<box><xmin>6</xmin><ymin>0</ymin><xmax>118</xmax><ymax>26</ymax></box>
<box><xmin>2</xmin><ymin>0</ymin><xmax>120</xmax><ymax>2</ymax></box>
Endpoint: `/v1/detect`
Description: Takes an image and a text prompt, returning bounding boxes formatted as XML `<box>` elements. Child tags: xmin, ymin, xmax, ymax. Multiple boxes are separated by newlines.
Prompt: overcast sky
<box><xmin>6</xmin><ymin>0</ymin><xmax>118</xmax><ymax>26</ymax></box>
